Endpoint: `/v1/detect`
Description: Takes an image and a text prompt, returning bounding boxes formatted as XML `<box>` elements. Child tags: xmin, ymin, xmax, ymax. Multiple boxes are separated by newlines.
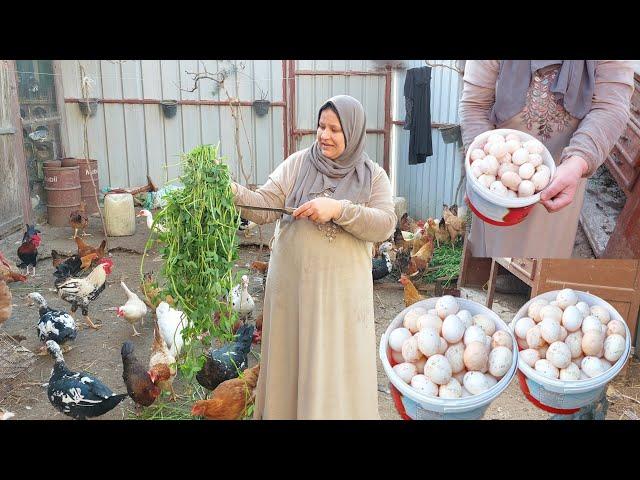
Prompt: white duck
<box><xmin>156</xmin><ymin>301</ymin><xmax>185</xmax><ymax>357</ymax></box>
<box><xmin>231</xmin><ymin>274</ymin><xmax>255</xmax><ymax>321</ymax></box>
<box><xmin>137</xmin><ymin>209</ymin><xmax>168</xmax><ymax>233</ymax></box>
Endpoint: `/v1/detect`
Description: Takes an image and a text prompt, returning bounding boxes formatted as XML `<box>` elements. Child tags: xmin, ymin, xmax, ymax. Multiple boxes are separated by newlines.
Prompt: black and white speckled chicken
<box><xmin>196</xmin><ymin>323</ymin><xmax>255</xmax><ymax>391</ymax></box>
<box><xmin>372</xmin><ymin>241</ymin><xmax>395</xmax><ymax>281</ymax></box>
<box><xmin>29</xmin><ymin>292</ymin><xmax>77</xmax><ymax>355</ymax></box>
<box><xmin>45</xmin><ymin>340</ymin><xmax>127</xmax><ymax>419</ymax></box>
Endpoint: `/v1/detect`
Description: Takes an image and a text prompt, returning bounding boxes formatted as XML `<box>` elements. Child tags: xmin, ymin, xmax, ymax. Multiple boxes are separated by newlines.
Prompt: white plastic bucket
<box><xmin>464</xmin><ymin>128</ymin><xmax>557</xmax><ymax>226</ymax></box>
<box><xmin>512</xmin><ymin>290</ymin><xmax>631</xmax><ymax>412</ymax></box>
<box><xmin>380</xmin><ymin>297</ymin><xmax>518</xmax><ymax>420</ymax></box>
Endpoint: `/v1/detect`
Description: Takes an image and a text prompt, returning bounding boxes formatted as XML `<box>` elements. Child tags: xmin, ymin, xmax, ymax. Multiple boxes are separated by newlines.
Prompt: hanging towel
<box><xmin>404</xmin><ymin>66</ymin><xmax>433</xmax><ymax>165</ymax></box>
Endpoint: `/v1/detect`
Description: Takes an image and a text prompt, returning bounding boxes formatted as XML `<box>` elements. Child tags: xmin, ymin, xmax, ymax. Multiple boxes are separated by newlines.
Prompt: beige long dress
<box><xmin>459</xmin><ymin>60</ymin><xmax>634</xmax><ymax>258</ymax></box>
<box><xmin>234</xmin><ymin>151</ymin><xmax>396</xmax><ymax>419</ymax></box>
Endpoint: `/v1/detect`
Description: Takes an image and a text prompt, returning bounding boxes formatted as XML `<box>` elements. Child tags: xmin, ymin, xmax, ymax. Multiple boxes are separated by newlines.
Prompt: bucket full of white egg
<box><xmin>464</xmin><ymin>128</ymin><xmax>556</xmax><ymax>227</ymax></box>
<box><xmin>380</xmin><ymin>296</ymin><xmax>518</xmax><ymax>420</ymax></box>
<box><xmin>511</xmin><ymin>289</ymin><xmax>631</xmax><ymax>413</ymax></box>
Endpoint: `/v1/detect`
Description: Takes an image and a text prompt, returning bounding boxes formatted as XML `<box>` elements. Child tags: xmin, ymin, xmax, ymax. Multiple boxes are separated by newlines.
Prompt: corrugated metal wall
<box><xmin>392</xmin><ymin>60</ymin><xmax>463</xmax><ymax>220</ymax></box>
<box><xmin>59</xmin><ymin>60</ymin><xmax>285</xmax><ymax>188</ymax></box>
<box><xmin>293</xmin><ymin>60</ymin><xmax>386</xmax><ymax>166</ymax></box>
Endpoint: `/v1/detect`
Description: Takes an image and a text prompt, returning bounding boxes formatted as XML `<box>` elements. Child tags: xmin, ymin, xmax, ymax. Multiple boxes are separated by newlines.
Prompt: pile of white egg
<box><xmin>468</xmin><ymin>131</ymin><xmax>551</xmax><ymax>198</ymax></box>
<box><xmin>512</xmin><ymin>289</ymin><xmax>627</xmax><ymax>380</ymax></box>
<box><xmin>389</xmin><ymin>296</ymin><xmax>514</xmax><ymax>398</ymax></box>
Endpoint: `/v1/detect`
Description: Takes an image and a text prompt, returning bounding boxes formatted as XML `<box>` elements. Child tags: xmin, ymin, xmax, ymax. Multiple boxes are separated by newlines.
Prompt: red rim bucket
<box><xmin>465</xmin><ymin>194</ymin><xmax>535</xmax><ymax>227</ymax></box>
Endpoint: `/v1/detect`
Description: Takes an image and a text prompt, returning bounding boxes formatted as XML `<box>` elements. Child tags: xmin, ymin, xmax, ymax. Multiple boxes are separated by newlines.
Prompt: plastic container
<box><xmin>104</xmin><ymin>193</ymin><xmax>136</xmax><ymax>237</ymax></box>
<box><xmin>512</xmin><ymin>290</ymin><xmax>631</xmax><ymax>413</ymax></box>
<box><xmin>44</xmin><ymin>165</ymin><xmax>81</xmax><ymax>227</ymax></box>
<box><xmin>380</xmin><ymin>297</ymin><xmax>518</xmax><ymax>420</ymax></box>
<box><xmin>464</xmin><ymin>128</ymin><xmax>557</xmax><ymax>227</ymax></box>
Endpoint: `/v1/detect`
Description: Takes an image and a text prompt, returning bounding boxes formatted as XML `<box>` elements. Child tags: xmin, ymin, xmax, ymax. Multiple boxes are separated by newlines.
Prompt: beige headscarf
<box><xmin>283</xmin><ymin>95</ymin><xmax>374</xmax><ymax>220</ymax></box>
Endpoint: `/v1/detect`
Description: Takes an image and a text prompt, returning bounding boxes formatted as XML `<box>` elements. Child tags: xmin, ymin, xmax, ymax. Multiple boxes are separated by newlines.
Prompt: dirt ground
<box><xmin>0</xmin><ymin>218</ymin><xmax>637</xmax><ymax>420</ymax></box>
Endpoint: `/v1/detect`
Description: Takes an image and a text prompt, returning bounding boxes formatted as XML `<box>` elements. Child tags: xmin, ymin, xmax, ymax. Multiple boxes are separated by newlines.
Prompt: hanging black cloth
<box><xmin>403</xmin><ymin>66</ymin><xmax>433</xmax><ymax>165</ymax></box>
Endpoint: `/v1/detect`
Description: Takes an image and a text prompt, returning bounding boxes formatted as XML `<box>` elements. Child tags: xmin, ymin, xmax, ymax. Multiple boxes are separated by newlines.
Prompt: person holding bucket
<box><xmin>231</xmin><ymin>95</ymin><xmax>396</xmax><ymax>419</ymax></box>
<box><xmin>459</xmin><ymin>61</ymin><xmax>634</xmax><ymax>258</ymax></box>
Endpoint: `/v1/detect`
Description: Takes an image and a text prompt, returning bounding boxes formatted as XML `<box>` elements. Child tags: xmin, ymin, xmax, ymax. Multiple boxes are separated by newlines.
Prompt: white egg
<box><xmin>456</xmin><ymin>309</ymin><xmax>473</xmax><ymax>329</ymax></box>
<box><xmin>520</xmin><ymin>349</ymin><xmax>540</xmax><ymax>368</ymax></box>
<box><xmin>536</xmin><ymin>164</ymin><xmax>551</xmax><ymax>176</ymax></box>
<box><xmin>442</xmin><ymin>315</ymin><xmax>466</xmax><ymax>343</ymax></box>
<box><xmin>506</xmin><ymin>189</ymin><xmax>517</xmax><ymax>198</ymax></box>
<box><xmin>559</xmin><ymin>363</ymin><xmax>581</xmax><ymax>381</ymax></box>
<box><xmin>582</xmin><ymin>316</ymin><xmax>604</xmax><ymax>334</ymax></box>
<box><xmin>445</xmin><ymin>342</ymin><xmax>465</xmax><ymax>374</ymax></box>
<box><xmin>550</xmin><ymin>300</ymin><xmax>560</xmax><ymax>307</ymax></box>
<box><xmin>512</xmin><ymin>148</ymin><xmax>530</xmax><ymax>166</ymax></box>
<box><xmin>559</xmin><ymin>326</ymin><xmax>568</xmax><ymax>342</ymax></box>
<box><xmin>393</xmin><ymin>362</ymin><xmax>417</xmax><ymax>383</ymax></box>
<box><xmin>581</xmin><ymin>356</ymin><xmax>606</xmax><ymax>378</ymax></box>
<box><xmin>539</xmin><ymin>318</ymin><xmax>561</xmax><ymax>344</ymax></box>
<box><xmin>539</xmin><ymin>305</ymin><xmax>563</xmax><ymax>323</ymax></box>
<box><xmin>531</xmin><ymin>171</ymin><xmax>550</xmax><ymax>192</ymax></box>
<box><xmin>538</xmin><ymin>343</ymin><xmax>549</xmax><ymax>359</ymax></box>
<box><xmin>410</xmin><ymin>374</ymin><xmax>439</xmax><ymax>397</ymax></box>
<box><xmin>416</xmin><ymin>313</ymin><xmax>443</xmax><ymax>335</ymax></box>
<box><xmin>463</xmin><ymin>371</ymin><xmax>490</xmax><ymax>395</ymax></box>
<box><xmin>528</xmin><ymin>153</ymin><xmax>543</xmax><ymax>168</ymax></box>
<box><xmin>607</xmin><ymin>319</ymin><xmax>627</xmax><ymax>338</ymax></box>
<box><xmin>438</xmin><ymin>378</ymin><xmax>463</xmax><ymax>398</ymax></box>
<box><xmin>604</xmin><ymin>334</ymin><xmax>626</xmax><ymax>363</ymax></box>
<box><xmin>518</xmin><ymin>162</ymin><xmax>535</xmax><ymax>180</ymax></box>
<box><xmin>391</xmin><ymin>350</ymin><xmax>406</xmax><ymax>364</ymax></box>
<box><xmin>488</xmin><ymin>346</ymin><xmax>512</xmax><ymax>377</ymax></box>
<box><xmin>492</xmin><ymin>330</ymin><xmax>513</xmax><ymax>350</ymax></box>
<box><xmin>575</xmin><ymin>301</ymin><xmax>591</xmax><ymax>318</ymax></box>
<box><xmin>424</xmin><ymin>354</ymin><xmax>452</xmax><ymax>385</ymax></box>
<box><xmin>479</xmin><ymin>173</ymin><xmax>498</xmax><ymax>188</ymax></box>
<box><xmin>590</xmin><ymin>306</ymin><xmax>611</xmax><ymax>325</ymax></box>
<box><xmin>435</xmin><ymin>295</ymin><xmax>459</xmax><ymax>320</ymax></box>
<box><xmin>500</xmin><ymin>171</ymin><xmax>522</xmax><ymax>191</ymax></box>
<box><xmin>505</xmin><ymin>133</ymin><xmax>521</xmax><ymax>142</ymax></box>
<box><xmin>514</xmin><ymin>317</ymin><xmax>536</xmax><ymax>339</ymax></box>
<box><xmin>403</xmin><ymin>306</ymin><xmax>427</xmax><ymax>333</ymax></box>
<box><xmin>428</xmin><ymin>309</ymin><xmax>438</xmax><ymax>316</ymax></box>
<box><xmin>389</xmin><ymin>327</ymin><xmax>412</xmax><ymax>352</ymax></box>
<box><xmin>470</xmin><ymin>149</ymin><xmax>486</xmax><ymax>161</ymax></box>
<box><xmin>401</xmin><ymin>336</ymin><xmax>424</xmax><ymax>363</ymax></box>
<box><xmin>498</xmin><ymin>162</ymin><xmax>520</xmax><ymax>179</ymax></box>
<box><xmin>517</xmin><ymin>180</ymin><xmax>535</xmax><ymax>197</ymax></box>
<box><xmin>581</xmin><ymin>330</ymin><xmax>605</xmax><ymax>356</ymax></box>
<box><xmin>471</xmin><ymin>162</ymin><xmax>484</xmax><ymax>179</ymax></box>
<box><xmin>415</xmin><ymin>328</ymin><xmax>441</xmax><ymax>357</ymax></box>
<box><xmin>528</xmin><ymin>299</ymin><xmax>550</xmax><ymax>322</ymax></box>
<box><xmin>483</xmin><ymin>142</ymin><xmax>492</xmax><ymax>154</ymax></box>
<box><xmin>565</xmin><ymin>331</ymin><xmax>583</xmax><ymax>358</ymax></box>
<box><xmin>489</xmin><ymin>181</ymin><xmax>508</xmax><ymax>197</ymax></box>
<box><xmin>464</xmin><ymin>325</ymin><xmax>487</xmax><ymax>345</ymax></box>
<box><xmin>483</xmin><ymin>156</ymin><xmax>499</xmax><ymax>176</ymax></box>
<box><xmin>487</xmin><ymin>133</ymin><xmax>506</xmax><ymax>144</ymax></box>
<box><xmin>463</xmin><ymin>341</ymin><xmax>489</xmax><ymax>371</ymax></box>
<box><xmin>505</xmin><ymin>139</ymin><xmax>521</xmax><ymax>154</ymax></box>
<box><xmin>534</xmin><ymin>359</ymin><xmax>559</xmax><ymax>379</ymax></box>
<box><xmin>489</xmin><ymin>142</ymin><xmax>507</xmax><ymax>159</ymax></box>
<box><xmin>524</xmin><ymin>139</ymin><xmax>544</xmax><ymax>154</ymax></box>
<box><xmin>546</xmin><ymin>341</ymin><xmax>572</xmax><ymax>369</ymax></box>
<box><xmin>526</xmin><ymin>325</ymin><xmax>544</xmax><ymax>349</ymax></box>
<box><xmin>556</xmin><ymin>289</ymin><xmax>578</xmax><ymax>309</ymax></box>
<box><xmin>562</xmin><ymin>306</ymin><xmax>583</xmax><ymax>332</ymax></box>
<box><xmin>438</xmin><ymin>337</ymin><xmax>448</xmax><ymax>355</ymax></box>
<box><xmin>473</xmin><ymin>314</ymin><xmax>496</xmax><ymax>336</ymax></box>
<box><xmin>498</xmin><ymin>152</ymin><xmax>512</xmax><ymax>164</ymax></box>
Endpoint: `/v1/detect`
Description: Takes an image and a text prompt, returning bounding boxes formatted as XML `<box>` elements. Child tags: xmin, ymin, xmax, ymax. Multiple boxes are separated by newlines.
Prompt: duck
<box><xmin>29</xmin><ymin>292</ymin><xmax>78</xmax><ymax>355</ymax></box>
<box><xmin>231</xmin><ymin>275</ymin><xmax>255</xmax><ymax>322</ymax></box>
<box><xmin>136</xmin><ymin>209</ymin><xmax>167</xmax><ymax>233</ymax></box>
<box><xmin>372</xmin><ymin>241</ymin><xmax>395</xmax><ymax>281</ymax></box>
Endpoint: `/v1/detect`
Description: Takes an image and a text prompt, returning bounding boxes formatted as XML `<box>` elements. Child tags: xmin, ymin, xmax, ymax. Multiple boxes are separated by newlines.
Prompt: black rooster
<box><xmin>196</xmin><ymin>323</ymin><xmax>255</xmax><ymax>391</ymax></box>
<box><xmin>53</xmin><ymin>254</ymin><xmax>84</xmax><ymax>283</ymax></box>
<box><xmin>46</xmin><ymin>340</ymin><xmax>127</xmax><ymax>419</ymax></box>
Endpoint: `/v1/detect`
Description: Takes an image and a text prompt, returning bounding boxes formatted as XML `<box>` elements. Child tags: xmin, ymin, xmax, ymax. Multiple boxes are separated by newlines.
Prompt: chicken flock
<box><xmin>1</xmin><ymin>209</ymin><xmax>261</xmax><ymax>421</ymax></box>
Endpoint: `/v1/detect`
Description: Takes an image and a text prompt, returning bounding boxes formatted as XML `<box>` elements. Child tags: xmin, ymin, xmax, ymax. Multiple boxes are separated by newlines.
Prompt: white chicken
<box><xmin>156</xmin><ymin>301</ymin><xmax>186</xmax><ymax>357</ymax></box>
<box><xmin>231</xmin><ymin>274</ymin><xmax>255</xmax><ymax>322</ymax></box>
<box><xmin>117</xmin><ymin>281</ymin><xmax>148</xmax><ymax>337</ymax></box>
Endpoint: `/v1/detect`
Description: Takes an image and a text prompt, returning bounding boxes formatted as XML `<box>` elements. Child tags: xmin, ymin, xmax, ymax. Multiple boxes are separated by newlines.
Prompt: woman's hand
<box><xmin>539</xmin><ymin>156</ymin><xmax>589</xmax><ymax>213</ymax></box>
<box><xmin>293</xmin><ymin>197</ymin><xmax>342</xmax><ymax>223</ymax></box>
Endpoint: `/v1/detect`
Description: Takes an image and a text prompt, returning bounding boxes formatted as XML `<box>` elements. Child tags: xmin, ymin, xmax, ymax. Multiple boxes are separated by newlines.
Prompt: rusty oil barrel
<box><xmin>44</xmin><ymin>165</ymin><xmax>81</xmax><ymax>227</ymax></box>
<box><xmin>77</xmin><ymin>159</ymin><xmax>100</xmax><ymax>214</ymax></box>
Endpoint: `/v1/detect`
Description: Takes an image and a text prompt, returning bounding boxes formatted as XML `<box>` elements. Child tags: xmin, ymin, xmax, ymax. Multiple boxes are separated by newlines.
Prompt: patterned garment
<box><xmin>310</xmin><ymin>188</ymin><xmax>343</xmax><ymax>242</ymax></box>
<box><xmin>521</xmin><ymin>67</ymin><xmax>574</xmax><ymax>141</ymax></box>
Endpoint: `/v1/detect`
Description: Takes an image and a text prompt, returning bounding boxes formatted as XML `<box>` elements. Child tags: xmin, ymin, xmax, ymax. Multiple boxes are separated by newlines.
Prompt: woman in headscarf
<box><xmin>232</xmin><ymin>95</ymin><xmax>396</xmax><ymax>419</ymax></box>
<box><xmin>459</xmin><ymin>61</ymin><xmax>634</xmax><ymax>258</ymax></box>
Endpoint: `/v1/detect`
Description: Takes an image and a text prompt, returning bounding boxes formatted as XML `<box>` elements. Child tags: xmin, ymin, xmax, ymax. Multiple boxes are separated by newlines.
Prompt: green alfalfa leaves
<box><xmin>154</xmin><ymin>143</ymin><xmax>242</xmax><ymax>379</ymax></box>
